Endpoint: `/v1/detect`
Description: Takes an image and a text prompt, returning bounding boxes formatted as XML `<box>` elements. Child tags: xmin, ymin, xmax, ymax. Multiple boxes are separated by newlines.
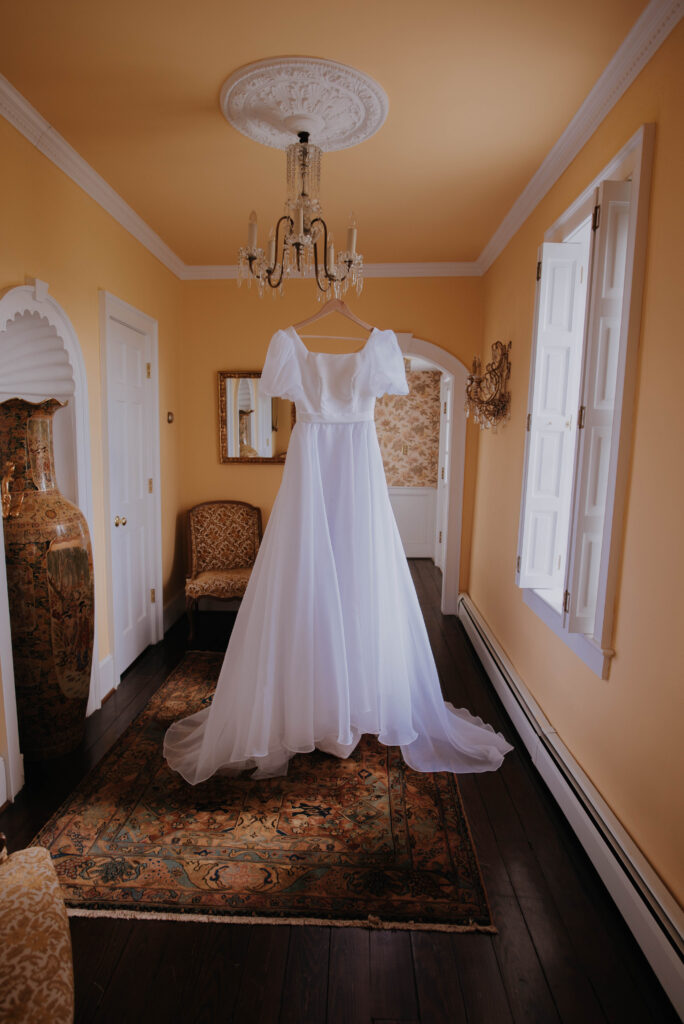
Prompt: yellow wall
<box><xmin>469</xmin><ymin>24</ymin><xmax>684</xmax><ymax>904</ymax></box>
<box><xmin>176</xmin><ymin>276</ymin><xmax>483</xmax><ymax>590</ymax></box>
<box><xmin>0</xmin><ymin>115</ymin><xmax>185</xmax><ymax>660</ymax></box>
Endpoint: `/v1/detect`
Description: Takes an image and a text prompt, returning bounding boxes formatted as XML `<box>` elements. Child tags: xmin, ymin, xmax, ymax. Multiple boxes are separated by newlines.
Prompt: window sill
<box><xmin>523</xmin><ymin>588</ymin><xmax>614</xmax><ymax>679</ymax></box>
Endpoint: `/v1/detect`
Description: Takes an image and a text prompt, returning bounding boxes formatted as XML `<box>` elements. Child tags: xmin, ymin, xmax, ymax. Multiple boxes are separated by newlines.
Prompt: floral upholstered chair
<box><xmin>185</xmin><ymin>500</ymin><xmax>262</xmax><ymax>641</ymax></box>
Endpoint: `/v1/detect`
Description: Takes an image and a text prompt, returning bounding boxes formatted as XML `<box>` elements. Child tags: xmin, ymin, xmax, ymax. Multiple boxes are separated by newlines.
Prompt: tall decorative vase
<box><xmin>0</xmin><ymin>398</ymin><xmax>94</xmax><ymax>760</ymax></box>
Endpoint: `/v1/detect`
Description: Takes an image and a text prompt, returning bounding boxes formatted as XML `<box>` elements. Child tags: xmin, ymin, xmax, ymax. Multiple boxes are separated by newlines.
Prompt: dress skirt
<box><xmin>163</xmin><ymin>419</ymin><xmax>513</xmax><ymax>782</ymax></box>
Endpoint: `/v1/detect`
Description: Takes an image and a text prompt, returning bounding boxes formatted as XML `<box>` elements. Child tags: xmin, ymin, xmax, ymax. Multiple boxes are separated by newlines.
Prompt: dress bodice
<box><xmin>259</xmin><ymin>327</ymin><xmax>409</xmax><ymax>423</ymax></box>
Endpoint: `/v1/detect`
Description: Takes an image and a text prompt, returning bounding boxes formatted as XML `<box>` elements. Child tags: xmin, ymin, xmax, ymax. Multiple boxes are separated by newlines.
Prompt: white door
<box><xmin>103</xmin><ymin>298</ymin><xmax>161</xmax><ymax>676</ymax></box>
<box><xmin>435</xmin><ymin>375</ymin><xmax>452</xmax><ymax>571</ymax></box>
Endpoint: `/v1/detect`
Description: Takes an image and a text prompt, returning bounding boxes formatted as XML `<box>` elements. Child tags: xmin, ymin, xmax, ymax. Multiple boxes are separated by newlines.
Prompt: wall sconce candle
<box><xmin>464</xmin><ymin>340</ymin><xmax>511</xmax><ymax>430</ymax></box>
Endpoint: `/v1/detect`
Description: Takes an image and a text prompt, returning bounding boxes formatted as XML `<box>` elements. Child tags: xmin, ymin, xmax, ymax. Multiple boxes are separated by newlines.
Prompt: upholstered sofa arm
<box><xmin>0</xmin><ymin>834</ymin><xmax>75</xmax><ymax>1023</ymax></box>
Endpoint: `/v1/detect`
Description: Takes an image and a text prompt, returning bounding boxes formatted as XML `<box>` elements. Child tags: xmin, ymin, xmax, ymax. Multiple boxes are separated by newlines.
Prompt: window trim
<box><xmin>517</xmin><ymin>124</ymin><xmax>654</xmax><ymax>679</ymax></box>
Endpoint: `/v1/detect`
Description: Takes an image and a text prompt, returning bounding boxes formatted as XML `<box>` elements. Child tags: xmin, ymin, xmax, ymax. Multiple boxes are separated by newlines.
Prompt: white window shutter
<box><xmin>567</xmin><ymin>180</ymin><xmax>631</xmax><ymax>634</ymax></box>
<box><xmin>518</xmin><ymin>242</ymin><xmax>586</xmax><ymax>590</ymax></box>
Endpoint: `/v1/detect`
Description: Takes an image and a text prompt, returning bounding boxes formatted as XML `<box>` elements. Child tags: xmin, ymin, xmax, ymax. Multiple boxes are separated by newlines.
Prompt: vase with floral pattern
<box><xmin>0</xmin><ymin>398</ymin><xmax>94</xmax><ymax>759</ymax></box>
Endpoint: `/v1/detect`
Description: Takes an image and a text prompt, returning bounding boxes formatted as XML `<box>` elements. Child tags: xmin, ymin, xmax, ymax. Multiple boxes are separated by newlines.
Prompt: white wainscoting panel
<box><xmin>388</xmin><ymin>486</ymin><xmax>437</xmax><ymax>558</ymax></box>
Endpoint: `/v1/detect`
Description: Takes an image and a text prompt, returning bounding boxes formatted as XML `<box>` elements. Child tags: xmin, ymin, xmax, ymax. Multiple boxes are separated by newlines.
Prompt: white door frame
<box><xmin>0</xmin><ymin>279</ymin><xmax>100</xmax><ymax>799</ymax></box>
<box><xmin>99</xmin><ymin>291</ymin><xmax>163</xmax><ymax>686</ymax></box>
<box><xmin>397</xmin><ymin>334</ymin><xmax>468</xmax><ymax>615</ymax></box>
<box><xmin>435</xmin><ymin>374</ymin><xmax>453</xmax><ymax>571</ymax></box>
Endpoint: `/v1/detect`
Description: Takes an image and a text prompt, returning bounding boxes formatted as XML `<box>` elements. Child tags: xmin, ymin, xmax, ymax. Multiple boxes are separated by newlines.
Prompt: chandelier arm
<box><xmin>264</xmin><ymin>215</ymin><xmax>293</xmax><ymax>289</ymax></box>
<box><xmin>312</xmin><ymin>239</ymin><xmax>331</xmax><ymax>293</ymax></box>
<box><xmin>310</xmin><ymin>217</ymin><xmax>355</xmax><ymax>290</ymax></box>
<box><xmin>310</xmin><ymin>217</ymin><xmax>332</xmax><ymax>281</ymax></box>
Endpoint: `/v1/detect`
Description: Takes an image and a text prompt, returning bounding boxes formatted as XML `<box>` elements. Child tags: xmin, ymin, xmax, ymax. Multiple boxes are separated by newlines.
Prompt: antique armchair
<box><xmin>185</xmin><ymin>500</ymin><xmax>262</xmax><ymax>642</ymax></box>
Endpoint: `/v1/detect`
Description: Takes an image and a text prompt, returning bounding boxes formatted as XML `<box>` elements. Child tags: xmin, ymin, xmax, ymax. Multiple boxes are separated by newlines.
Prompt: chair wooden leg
<box><xmin>186</xmin><ymin>598</ymin><xmax>197</xmax><ymax>646</ymax></box>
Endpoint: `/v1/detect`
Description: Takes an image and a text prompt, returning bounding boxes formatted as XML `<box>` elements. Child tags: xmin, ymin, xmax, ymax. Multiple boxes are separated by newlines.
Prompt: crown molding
<box><xmin>0</xmin><ymin>73</ymin><xmax>185</xmax><ymax>278</ymax></box>
<box><xmin>477</xmin><ymin>0</ymin><xmax>683</xmax><ymax>273</ymax></box>
<box><xmin>179</xmin><ymin>265</ymin><xmax>239</xmax><ymax>280</ymax></box>
<box><xmin>178</xmin><ymin>261</ymin><xmax>482</xmax><ymax>280</ymax></box>
<box><xmin>363</xmin><ymin>261</ymin><xmax>483</xmax><ymax>278</ymax></box>
<box><xmin>0</xmin><ymin>0</ymin><xmax>681</xmax><ymax>283</ymax></box>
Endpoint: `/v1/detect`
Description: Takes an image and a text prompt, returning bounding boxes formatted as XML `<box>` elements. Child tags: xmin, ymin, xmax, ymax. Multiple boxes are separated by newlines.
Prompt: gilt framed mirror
<box><xmin>218</xmin><ymin>371</ymin><xmax>295</xmax><ymax>463</ymax></box>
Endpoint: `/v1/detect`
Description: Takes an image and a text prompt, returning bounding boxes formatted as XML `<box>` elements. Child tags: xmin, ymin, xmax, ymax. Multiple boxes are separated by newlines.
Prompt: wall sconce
<box><xmin>464</xmin><ymin>340</ymin><xmax>511</xmax><ymax>430</ymax></box>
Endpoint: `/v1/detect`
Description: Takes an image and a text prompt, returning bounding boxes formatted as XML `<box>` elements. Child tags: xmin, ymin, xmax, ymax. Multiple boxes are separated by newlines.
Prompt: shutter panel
<box><xmin>567</xmin><ymin>181</ymin><xmax>631</xmax><ymax>633</ymax></box>
<box><xmin>518</xmin><ymin>242</ymin><xmax>586</xmax><ymax>590</ymax></box>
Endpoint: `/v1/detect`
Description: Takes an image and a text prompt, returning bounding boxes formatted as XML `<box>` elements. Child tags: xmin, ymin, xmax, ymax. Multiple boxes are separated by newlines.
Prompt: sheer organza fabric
<box><xmin>163</xmin><ymin>328</ymin><xmax>512</xmax><ymax>782</ymax></box>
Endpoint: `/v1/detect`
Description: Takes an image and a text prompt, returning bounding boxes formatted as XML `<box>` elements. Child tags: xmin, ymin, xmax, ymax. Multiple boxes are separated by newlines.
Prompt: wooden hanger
<box><xmin>293</xmin><ymin>298</ymin><xmax>373</xmax><ymax>333</ymax></box>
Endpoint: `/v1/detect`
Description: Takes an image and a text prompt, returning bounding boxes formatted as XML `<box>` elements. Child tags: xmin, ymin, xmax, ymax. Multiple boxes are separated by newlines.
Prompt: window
<box><xmin>516</xmin><ymin>126</ymin><xmax>654</xmax><ymax>679</ymax></box>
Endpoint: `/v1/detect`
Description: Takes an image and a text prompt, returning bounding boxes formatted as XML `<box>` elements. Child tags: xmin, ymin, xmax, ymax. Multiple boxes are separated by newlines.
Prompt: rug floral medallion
<box><xmin>32</xmin><ymin>652</ymin><xmax>495</xmax><ymax>932</ymax></box>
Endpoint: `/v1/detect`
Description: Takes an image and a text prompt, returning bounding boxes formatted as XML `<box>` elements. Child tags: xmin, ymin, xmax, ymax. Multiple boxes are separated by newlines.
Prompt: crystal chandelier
<box><xmin>238</xmin><ymin>131</ymin><xmax>363</xmax><ymax>298</ymax></box>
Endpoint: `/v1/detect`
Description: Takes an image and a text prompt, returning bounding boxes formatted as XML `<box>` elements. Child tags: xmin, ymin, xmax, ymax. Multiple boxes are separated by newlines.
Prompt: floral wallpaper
<box><xmin>375</xmin><ymin>368</ymin><xmax>442</xmax><ymax>487</ymax></box>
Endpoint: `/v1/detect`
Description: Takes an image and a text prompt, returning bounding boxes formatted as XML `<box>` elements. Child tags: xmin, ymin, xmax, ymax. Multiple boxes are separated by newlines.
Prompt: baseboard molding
<box><xmin>457</xmin><ymin>593</ymin><xmax>684</xmax><ymax>1017</ymax></box>
<box><xmin>98</xmin><ymin>654</ymin><xmax>116</xmax><ymax>704</ymax></box>
<box><xmin>163</xmin><ymin>590</ymin><xmax>186</xmax><ymax>633</ymax></box>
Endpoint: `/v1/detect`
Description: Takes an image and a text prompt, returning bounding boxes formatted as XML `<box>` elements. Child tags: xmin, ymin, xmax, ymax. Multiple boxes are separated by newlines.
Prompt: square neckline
<box><xmin>288</xmin><ymin>325</ymin><xmax>380</xmax><ymax>357</ymax></box>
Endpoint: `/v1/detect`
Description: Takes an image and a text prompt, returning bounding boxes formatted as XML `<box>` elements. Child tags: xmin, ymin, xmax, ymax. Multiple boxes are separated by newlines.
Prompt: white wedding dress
<box><xmin>164</xmin><ymin>327</ymin><xmax>513</xmax><ymax>783</ymax></box>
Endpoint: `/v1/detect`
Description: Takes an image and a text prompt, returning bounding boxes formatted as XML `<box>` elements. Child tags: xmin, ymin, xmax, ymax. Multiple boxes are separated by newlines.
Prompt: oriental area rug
<box><xmin>31</xmin><ymin>652</ymin><xmax>494</xmax><ymax>932</ymax></box>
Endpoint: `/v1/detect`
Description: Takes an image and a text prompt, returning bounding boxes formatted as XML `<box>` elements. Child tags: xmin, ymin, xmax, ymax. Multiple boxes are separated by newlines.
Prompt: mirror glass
<box><xmin>218</xmin><ymin>371</ymin><xmax>294</xmax><ymax>463</ymax></box>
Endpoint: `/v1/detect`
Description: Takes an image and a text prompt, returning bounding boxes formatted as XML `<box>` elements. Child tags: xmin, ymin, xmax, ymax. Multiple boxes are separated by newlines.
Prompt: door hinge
<box><xmin>148</xmin><ymin>478</ymin><xmax>153</xmax><ymax>493</ymax></box>
<box><xmin>536</xmin><ymin>259</ymin><xmax>542</xmax><ymax>281</ymax></box>
<box><xmin>146</xmin><ymin>362</ymin><xmax>151</xmax><ymax>379</ymax></box>
<box><xmin>526</xmin><ymin>413</ymin><xmax>532</xmax><ymax>432</ymax></box>
<box><xmin>563</xmin><ymin>589</ymin><xmax>571</xmax><ymax>613</ymax></box>
<box><xmin>578</xmin><ymin>405</ymin><xmax>586</xmax><ymax>429</ymax></box>
<box><xmin>592</xmin><ymin>204</ymin><xmax>601</xmax><ymax>231</ymax></box>
<box><xmin>441</xmin><ymin>466</ymin><xmax>445</xmax><ymax>480</ymax></box>
<box><xmin>439</xmin><ymin>531</ymin><xmax>442</xmax><ymax>544</ymax></box>
<box><xmin>150</xmin><ymin>588</ymin><xmax>156</xmax><ymax>604</ymax></box>
<box><xmin>516</xmin><ymin>556</ymin><xmax>521</xmax><ymax>573</ymax></box>
<box><xmin>443</xmin><ymin>401</ymin><xmax>447</xmax><ymax>414</ymax></box>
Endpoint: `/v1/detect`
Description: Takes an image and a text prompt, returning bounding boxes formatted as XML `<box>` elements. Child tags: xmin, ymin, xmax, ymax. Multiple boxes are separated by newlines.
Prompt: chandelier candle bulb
<box><xmin>346</xmin><ymin>216</ymin><xmax>357</xmax><ymax>255</ymax></box>
<box><xmin>328</xmin><ymin>235</ymin><xmax>335</xmax><ymax>269</ymax></box>
<box><xmin>248</xmin><ymin>210</ymin><xmax>258</xmax><ymax>250</ymax></box>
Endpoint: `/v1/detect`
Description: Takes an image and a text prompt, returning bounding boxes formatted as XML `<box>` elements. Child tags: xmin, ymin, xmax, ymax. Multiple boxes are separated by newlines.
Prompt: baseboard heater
<box><xmin>457</xmin><ymin>594</ymin><xmax>683</xmax><ymax>1017</ymax></box>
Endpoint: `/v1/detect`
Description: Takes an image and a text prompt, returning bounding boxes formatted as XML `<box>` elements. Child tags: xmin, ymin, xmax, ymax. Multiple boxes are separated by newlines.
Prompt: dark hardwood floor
<box><xmin>1</xmin><ymin>560</ymin><xmax>677</xmax><ymax>1023</ymax></box>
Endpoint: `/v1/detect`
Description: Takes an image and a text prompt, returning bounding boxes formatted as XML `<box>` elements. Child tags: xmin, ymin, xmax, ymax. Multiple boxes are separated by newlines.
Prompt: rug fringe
<box><xmin>66</xmin><ymin>907</ymin><xmax>496</xmax><ymax>934</ymax></box>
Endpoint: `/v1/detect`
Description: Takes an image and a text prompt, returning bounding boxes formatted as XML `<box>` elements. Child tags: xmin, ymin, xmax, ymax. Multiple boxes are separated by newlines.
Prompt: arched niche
<box><xmin>0</xmin><ymin>280</ymin><xmax>100</xmax><ymax>800</ymax></box>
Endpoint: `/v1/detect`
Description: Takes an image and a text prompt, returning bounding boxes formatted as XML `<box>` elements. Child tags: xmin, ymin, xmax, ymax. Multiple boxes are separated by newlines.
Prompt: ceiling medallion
<box><xmin>220</xmin><ymin>56</ymin><xmax>388</xmax><ymax>152</ymax></box>
<box><xmin>223</xmin><ymin>57</ymin><xmax>387</xmax><ymax>297</ymax></box>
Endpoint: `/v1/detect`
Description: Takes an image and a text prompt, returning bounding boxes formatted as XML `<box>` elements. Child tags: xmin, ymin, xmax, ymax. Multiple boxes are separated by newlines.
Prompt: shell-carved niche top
<box><xmin>220</xmin><ymin>57</ymin><xmax>389</xmax><ymax>151</ymax></box>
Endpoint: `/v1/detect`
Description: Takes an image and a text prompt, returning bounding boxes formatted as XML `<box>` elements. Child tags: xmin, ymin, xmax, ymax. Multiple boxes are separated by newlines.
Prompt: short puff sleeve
<box><xmin>369</xmin><ymin>331</ymin><xmax>409</xmax><ymax>398</ymax></box>
<box><xmin>258</xmin><ymin>330</ymin><xmax>303</xmax><ymax>402</ymax></box>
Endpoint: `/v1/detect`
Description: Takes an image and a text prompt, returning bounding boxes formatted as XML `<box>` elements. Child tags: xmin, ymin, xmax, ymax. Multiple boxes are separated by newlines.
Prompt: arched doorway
<box><xmin>0</xmin><ymin>280</ymin><xmax>99</xmax><ymax>800</ymax></box>
<box><xmin>396</xmin><ymin>333</ymin><xmax>468</xmax><ymax>616</ymax></box>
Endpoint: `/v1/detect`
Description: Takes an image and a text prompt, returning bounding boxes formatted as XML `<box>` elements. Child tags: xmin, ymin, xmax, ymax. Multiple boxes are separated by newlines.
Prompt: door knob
<box><xmin>114</xmin><ymin>515</ymin><xmax>121</xmax><ymax>527</ymax></box>
<box><xmin>121</xmin><ymin>517</ymin><xmax>127</xmax><ymax>526</ymax></box>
